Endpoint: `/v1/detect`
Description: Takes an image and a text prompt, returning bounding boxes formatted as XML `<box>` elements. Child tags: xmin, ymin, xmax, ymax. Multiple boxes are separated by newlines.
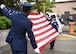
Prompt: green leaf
<box><xmin>72</xmin><ymin>7</ymin><xmax>76</xmax><ymax>11</ymax></box>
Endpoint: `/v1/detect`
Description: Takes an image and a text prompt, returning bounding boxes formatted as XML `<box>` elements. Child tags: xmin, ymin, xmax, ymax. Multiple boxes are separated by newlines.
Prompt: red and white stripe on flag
<box><xmin>28</xmin><ymin>12</ymin><xmax>59</xmax><ymax>52</ymax></box>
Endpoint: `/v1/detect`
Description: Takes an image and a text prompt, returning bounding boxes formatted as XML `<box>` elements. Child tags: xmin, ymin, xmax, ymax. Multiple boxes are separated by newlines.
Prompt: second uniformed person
<box><xmin>0</xmin><ymin>3</ymin><xmax>40</xmax><ymax>54</ymax></box>
<box><xmin>49</xmin><ymin>15</ymin><xmax>58</xmax><ymax>49</ymax></box>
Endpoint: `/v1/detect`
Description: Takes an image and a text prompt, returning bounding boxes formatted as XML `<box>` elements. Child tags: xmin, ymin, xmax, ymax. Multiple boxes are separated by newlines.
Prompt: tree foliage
<box><xmin>0</xmin><ymin>0</ymin><xmax>55</xmax><ymax>13</ymax></box>
<box><xmin>4</xmin><ymin>0</ymin><xmax>20</xmax><ymax>9</ymax></box>
<box><xmin>72</xmin><ymin>7</ymin><xmax>76</xmax><ymax>11</ymax></box>
<box><xmin>28</xmin><ymin>0</ymin><xmax>55</xmax><ymax>13</ymax></box>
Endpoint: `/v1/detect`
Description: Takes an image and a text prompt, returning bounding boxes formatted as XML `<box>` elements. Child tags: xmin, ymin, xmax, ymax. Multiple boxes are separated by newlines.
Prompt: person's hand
<box><xmin>34</xmin><ymin>47</ymin><xmax>41</xmax><ymax>54</ymax></box>
<box><xmin>0</xmin><ymin>4</ymin><xmax>5</xmax><ymax>9</ymax></box>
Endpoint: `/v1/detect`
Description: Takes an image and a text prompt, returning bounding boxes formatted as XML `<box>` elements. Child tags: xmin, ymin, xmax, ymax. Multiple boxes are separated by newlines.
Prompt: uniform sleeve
<box><xmin>2</xmin><ymin>6</ymin><xmax>20</xmax><ymax>19</ymax></box>
<box><xmin>26</xmin><ymin>23</ymin><xmax>37</xmax><ymax>49</ymax></box>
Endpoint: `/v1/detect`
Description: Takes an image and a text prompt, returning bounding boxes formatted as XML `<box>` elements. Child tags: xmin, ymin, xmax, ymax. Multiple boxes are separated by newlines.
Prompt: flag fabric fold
<box><xmin>28</xmin><ymin>12</ymin><xmax>59</xmax><ymax>52</ymax></box>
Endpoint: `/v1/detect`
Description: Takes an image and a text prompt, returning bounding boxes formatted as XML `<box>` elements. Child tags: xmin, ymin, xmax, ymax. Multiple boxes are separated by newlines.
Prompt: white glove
<box><xmin>0</xmin><ymin>4</ymin><xmax>5</xmax><ymax>9</ymax></box>
<box><xmin>34</xmin><ymin>47</ymin><xmax>41</xmax><ymax>54</ymax></box>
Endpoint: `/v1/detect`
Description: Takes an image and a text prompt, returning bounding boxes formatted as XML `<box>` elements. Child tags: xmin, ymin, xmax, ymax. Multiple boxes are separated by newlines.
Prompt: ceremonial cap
<box><xmin>51</xmin><ymin>15</ymin><xmax>56</xmax><ymax>18</ymax></box>
<box><xmin>21</xmin><ymin>2</ymin><xmax>34</xmax><ymax>12</ymax></box>
<box><xmin>21</xmin><ymin>2</ymin><xmax>34</xmax><ymax>7</ymax></box>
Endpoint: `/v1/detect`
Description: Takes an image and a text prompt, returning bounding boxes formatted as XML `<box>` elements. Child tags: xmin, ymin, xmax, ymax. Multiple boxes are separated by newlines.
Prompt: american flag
<box><xmin>28</xmin><ymin>12</ymin><xmax>59</xmax><ymax>52</ymax></box>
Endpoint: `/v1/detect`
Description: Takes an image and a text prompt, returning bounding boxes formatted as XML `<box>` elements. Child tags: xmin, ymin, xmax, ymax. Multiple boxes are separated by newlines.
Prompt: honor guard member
<box><xmin>49</xmin><ymin>15</ymin><xmax>58</xmax><ymax>49</ymax></box>
<box><xmin>58</xmin><ymin>15</ymin><xmax>64</xmax><ymax>25</ymax></box>
<box><xmin>0</xmin><ymin>3</ymin><xmax>40</xmax><ymax>54</ymax></box>
<box><xmin>58</xmin><ymin>15</ymin><xmax>64</xmax><ymax>34</ymax></box>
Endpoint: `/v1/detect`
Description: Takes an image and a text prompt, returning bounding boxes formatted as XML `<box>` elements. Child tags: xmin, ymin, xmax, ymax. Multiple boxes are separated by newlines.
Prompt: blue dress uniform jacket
<box><xmin>50</xmin><ymin>20</ymin><xmax>58</xmax><ymax>32</ymax></box>
<box><xmin>2</xmin><ymin>7</ymin><xmax>37</xmax><ymax>50</ymax></box>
